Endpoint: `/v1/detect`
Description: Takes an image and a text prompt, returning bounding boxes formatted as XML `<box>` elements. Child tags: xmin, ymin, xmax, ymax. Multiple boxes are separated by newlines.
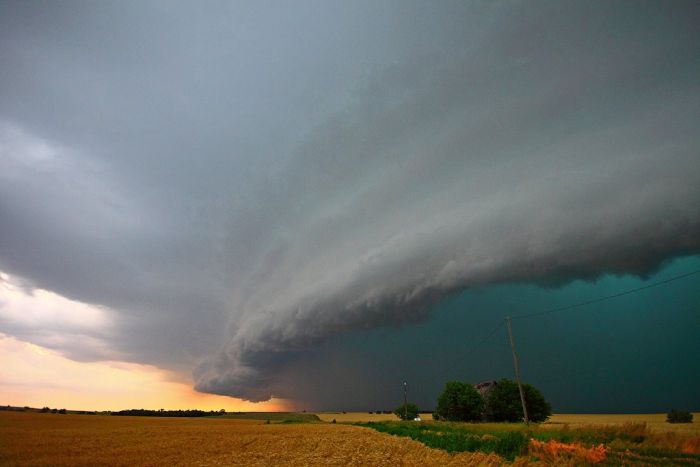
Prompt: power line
<box><xmin>436</xmin><ymin>268</ymin><xmax>700</xmax><ymax>378</ymax></box>
<box><xmin>511</xmin><ymin>269</ymin><xmax>700</xmax><ymax>320</ymax></box>
<box><xmin>438</xmin><ymin>320</ymin><xmax>504</xmax><ymax>379</ymax></box>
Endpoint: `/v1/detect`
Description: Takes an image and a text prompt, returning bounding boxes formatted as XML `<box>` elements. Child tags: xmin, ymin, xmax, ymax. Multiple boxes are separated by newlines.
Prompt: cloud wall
<box><xmin>0</xmin><ymin>1</ymin><xmax>698</xmax><ymax>404</ymax></box>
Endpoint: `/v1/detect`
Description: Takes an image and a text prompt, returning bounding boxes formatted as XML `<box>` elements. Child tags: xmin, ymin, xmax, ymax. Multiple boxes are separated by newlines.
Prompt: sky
<box><xmin>0</xmin><ymin>0</ymin><xmax>699</xmax><ymax>412</ymax></box>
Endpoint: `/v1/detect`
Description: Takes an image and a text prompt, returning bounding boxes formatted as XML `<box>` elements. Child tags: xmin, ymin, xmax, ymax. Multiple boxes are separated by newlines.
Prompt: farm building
<box><xmin>475</xmin><ymin>380</ymin><xmax>499</xmax><ymax>421</ymax></box>
<box><xmin>474</xmin><ymin>380</ymin><xmax>498</xmax><ymax>397</ymax></box>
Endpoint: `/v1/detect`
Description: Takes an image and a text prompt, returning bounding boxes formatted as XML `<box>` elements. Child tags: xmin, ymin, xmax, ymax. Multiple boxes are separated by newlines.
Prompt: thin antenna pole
<box><xmin>505</xmin><ymin>316</ymin><xmax>529</xmax><ymax>425</ymax></box>
<box><xmin>403</xmin><ymin>381</ymin><xmax>408</xmax><ymax>420</ymax></box>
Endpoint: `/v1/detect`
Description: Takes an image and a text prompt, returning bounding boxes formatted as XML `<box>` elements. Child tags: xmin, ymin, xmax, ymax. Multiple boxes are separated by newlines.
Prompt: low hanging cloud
<box><xmin>193</xmin><ymin>54</ymin><xmax>700</xmax><ymax>400</ymax></box>
<box><xmin>0</xmin><ymin>1</ymin><xmax>698</xmax><ymax>403</ymax></box>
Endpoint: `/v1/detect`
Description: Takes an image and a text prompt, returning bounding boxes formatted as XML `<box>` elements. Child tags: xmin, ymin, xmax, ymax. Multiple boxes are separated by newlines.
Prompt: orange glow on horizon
<box><xmin>0</xmin><ymin>334</ymin><xmax>291</xmax><ymax>412</ymax></box>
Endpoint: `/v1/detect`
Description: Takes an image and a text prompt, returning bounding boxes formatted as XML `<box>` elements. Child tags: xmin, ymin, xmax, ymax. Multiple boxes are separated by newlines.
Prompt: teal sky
<box><xmin>1</xmin><ymin>1</ymin><xmax>699</xmax><ymax>409</ymax></box>
<box><xmin>293</xmin><ymin>255</ymin><xmax>700</xmax><ymax>412</ymax></box>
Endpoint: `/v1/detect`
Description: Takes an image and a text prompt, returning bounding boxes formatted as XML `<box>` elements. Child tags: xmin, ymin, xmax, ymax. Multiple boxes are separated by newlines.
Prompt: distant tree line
<box><xmin>2</xmin><ymin>405</ymin><xmax>100</xmax><ymax>414</ymax></box>
<box><xmin>1</xmin><ymin>405</ymin><xmax>33</xmax><ymax>412</ymax></box>
<box><xmin>113</xmin><ymin>408</ymin><xmax>226</xmax><ymax>417</ymax></box>
<box><xmin>40</xmin><ymin>407</ymin><xmax>67</xmax><ymax>414</ymax></box>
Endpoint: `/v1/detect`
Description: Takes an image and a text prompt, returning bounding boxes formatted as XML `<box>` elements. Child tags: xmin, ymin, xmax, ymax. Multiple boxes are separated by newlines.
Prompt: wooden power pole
<box><xmin>505</xmin><ymin>316</ymin><xmax>529</xmax><ymax>425</ymax></box>
<box><xmin>403</xmin><ymin>381</ymin><xmax>408</xmax><ymax>420</ymax></box>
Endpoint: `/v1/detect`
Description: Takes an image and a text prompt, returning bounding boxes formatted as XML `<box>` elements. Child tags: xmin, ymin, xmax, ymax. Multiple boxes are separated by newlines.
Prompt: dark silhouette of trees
<box><xmin>485</xmin><ymin>379</ymin><xmax>551</xmax><ymax>423</ymax></box>
<box><xmin>394</xmin><ymin>403</ymin><xmax>420</xmax><ymax>420</ymax></box>
<box><xmin>435</xmin><ymin>381</ymin><xmax>484</xmax><ymax>422</ymax></box>
<box><xmin>667</xmin><ymin>410</ymin><xmax>693</xmax><ymax>423</ymax></box>
<box><xmin>112</xmin><ymin>409</ymin><xmax>223</xmax><ymax>417</ymax></box>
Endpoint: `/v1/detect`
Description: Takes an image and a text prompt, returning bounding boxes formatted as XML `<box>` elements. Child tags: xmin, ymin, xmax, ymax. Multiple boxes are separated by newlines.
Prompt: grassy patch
<box><xmin>358</xmin><ymin>421</ymin><xmax>528</xmax><ymax>460</ymax></box>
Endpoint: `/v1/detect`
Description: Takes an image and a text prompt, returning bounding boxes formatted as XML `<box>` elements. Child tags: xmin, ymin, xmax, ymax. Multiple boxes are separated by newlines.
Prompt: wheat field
<box><xmin>0</xmin><ymin>412</ymin><xmax>500</xmax><ymax>466</ymax></box>
<box><xmin>316</xmin><ymin>411</ymin><xmax>700</xmax><ymax>432</ymax></box>
<box><xmin>3</xmin><ymin>411</ymin><xmax>698</xmax><ymax>465</ymax></box>
<box><xmin>544</xmin><ymin>413</ymin><xmax>700</xmax><ymax>433</ymax></box>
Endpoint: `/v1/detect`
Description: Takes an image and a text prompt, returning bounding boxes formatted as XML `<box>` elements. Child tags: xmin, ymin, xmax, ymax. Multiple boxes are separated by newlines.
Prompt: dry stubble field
<box><xmin>2</xmin><ymin>411</ymin><xmax>698</xmax><ymax>466</ymax></box>
<box><xmin>0</xmin><ymin>412</ymin><xmax>500</xmax><ymax>466</ymax></box>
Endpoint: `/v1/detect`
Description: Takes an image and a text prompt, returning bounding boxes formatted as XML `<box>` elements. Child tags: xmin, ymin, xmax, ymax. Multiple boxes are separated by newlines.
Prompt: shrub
<box><xmin>485</xmin><ymin>379</ymin><xmax>551</xmax><ymax>423</ymax></box>
<box><xmin>667</xmin><ymin>410</ymin><xmax>693</xmax><ymax>424</ymax></box>
<box><xmin>394</xmin><ymin>403</ymin><xmax>420</xmax><ymax>420</ymax></box>
<box><xmin>436</xmin><ymin>381</ymin><xmax>484</xmax><ymax>422</ymax></box>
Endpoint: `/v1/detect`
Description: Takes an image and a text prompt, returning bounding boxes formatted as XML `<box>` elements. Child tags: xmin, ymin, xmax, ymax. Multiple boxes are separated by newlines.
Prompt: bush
<box><xmin>485</xmin><ymin>379</ymin><xmax>551</xmax><ymax>423</ymax></box>
<box><xmin>436</xmin><ymin>381</ymin><xmax>484</xmax><ymax>422</ymax></box>
<box><xmin>394</xmin><ymin>403</ymin><xmax>420</xmax><ymax>420</ymax></box>
<box><xmin>667</xmin><ymin>410</ymin><xmax>693</xmax><ymax>424</ymax></box>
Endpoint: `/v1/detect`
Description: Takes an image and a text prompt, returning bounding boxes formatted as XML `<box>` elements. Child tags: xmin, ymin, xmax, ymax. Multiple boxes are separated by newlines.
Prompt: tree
<box><xmin>436</xmin><ymin>381</ymin><xmax>484</xmax><ymax>422</ymax></box>
<box><xmin>667</xmin><ymin>410</ymin><xmax>693</xmax><ymax>423</ymax></box>
<box><xmin>394</xmin><ymin>403</ymin><xmax>420</xmax><ymax>420</ymax></box>
<box><xmin>485</xmin><ymin>379</ymin><xmax>551</xmax><ymax>423</ymax></box>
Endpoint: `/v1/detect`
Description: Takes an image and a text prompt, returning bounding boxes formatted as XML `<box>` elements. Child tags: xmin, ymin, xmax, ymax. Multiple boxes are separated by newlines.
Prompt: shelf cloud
<box><xmin>1</xmin><ymin>1</ymin><xmax>698</xmax><ymax>403</ymax></box>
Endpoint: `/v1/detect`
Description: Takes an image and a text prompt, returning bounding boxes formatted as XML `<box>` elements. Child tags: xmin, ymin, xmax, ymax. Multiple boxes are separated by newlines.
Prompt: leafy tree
<box><xmin>667</xmin><ymin>410</ymin><xmax>693</xmax><ymax>423</ymax></box>
<box><xmin>394</xmin><ymin>402</ymin><xmax>420</xmax><ymax>420</ymax></box>
<box><xmin>436</xmin><ymin>381</ymin><xmax>484</xmax><ymax>422</ymax></box>
<box><xmin>485</xmin><ymin>379</ymin><xmax>551</xmax><ymax>423</ymax></box>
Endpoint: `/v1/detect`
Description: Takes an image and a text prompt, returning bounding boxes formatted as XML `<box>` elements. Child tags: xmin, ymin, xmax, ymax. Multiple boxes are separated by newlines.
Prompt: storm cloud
<box><xmin>1</xmin><ymin>1</ymin><xmax>699</xmax><ymax>404</ymax></box>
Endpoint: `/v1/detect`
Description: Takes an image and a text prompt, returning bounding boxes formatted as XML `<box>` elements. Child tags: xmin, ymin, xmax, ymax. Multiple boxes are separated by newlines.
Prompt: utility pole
<box><xmin>505</xmin><ymin>316</ymin><xmax>529</xmax><ymax>425</ymax></box>
<box><xmin>403</xmin><ymin>381</ymin><xmax>408</xmax><ymax>420</ymax></box>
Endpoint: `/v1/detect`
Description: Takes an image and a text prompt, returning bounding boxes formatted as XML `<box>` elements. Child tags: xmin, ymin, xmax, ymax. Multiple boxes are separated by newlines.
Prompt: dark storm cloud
<box><xmin>0</xmin><ymin>1</ymin><xmax>698</xmax><ymax>403</ymax></box>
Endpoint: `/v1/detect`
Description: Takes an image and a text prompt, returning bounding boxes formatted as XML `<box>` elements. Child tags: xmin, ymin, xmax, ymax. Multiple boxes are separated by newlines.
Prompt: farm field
<box><xmin>2</xmin><ymin>411</ymin><xmax>698</xmax><ymax>465</ymax></box>
<box><xmin>0</xmin><ymin>411</ymin><xmax>499</xmax><ymax>466</ymax></box>
<box><xmin>544</xmin><ymin>413</ymin><xmax>700</xmax><ymax>433</ymax></box>
<box><xmin>317</xmin><ymin>412</ymin><xmax>700</xmax><ymax>429</ymax></box>
<box><xmin>360</xmin><ymin>416</ymin><xmax>700</xmax><ymax>464</ymax></box>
